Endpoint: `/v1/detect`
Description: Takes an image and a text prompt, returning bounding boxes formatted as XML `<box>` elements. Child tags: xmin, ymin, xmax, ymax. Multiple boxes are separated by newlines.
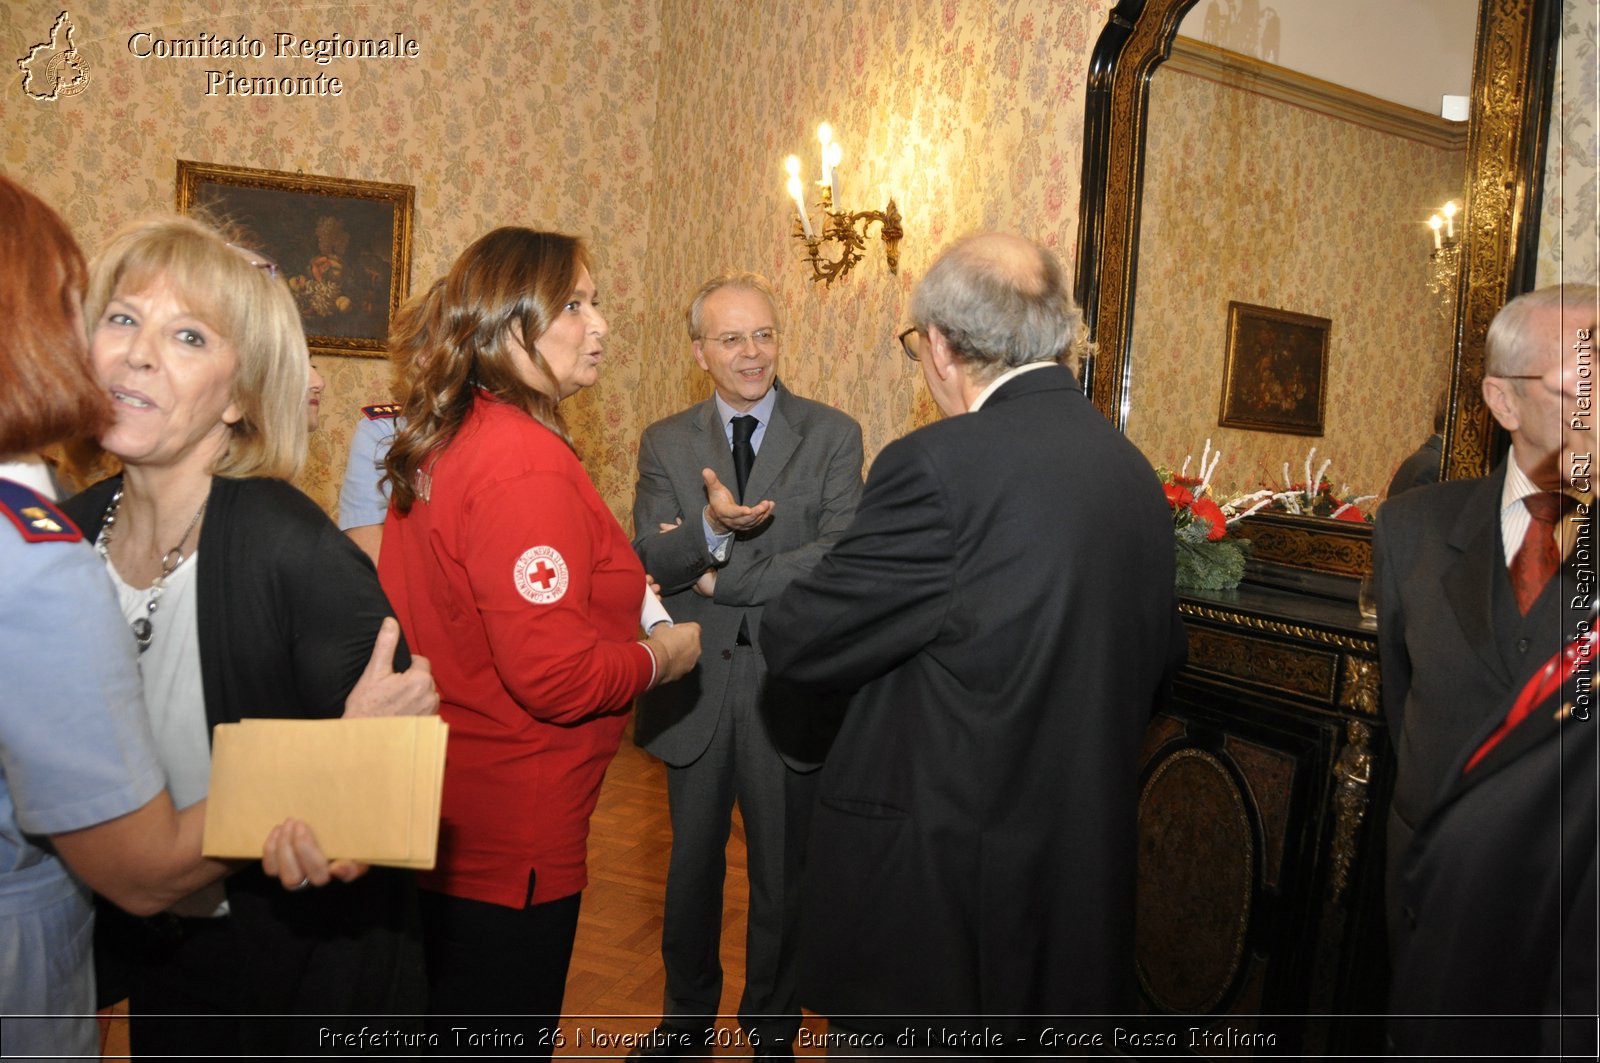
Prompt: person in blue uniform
<box><xmin>338</xmin><ymin>401</ymin><xmax>402</xmax><ymax>563</ymax></box>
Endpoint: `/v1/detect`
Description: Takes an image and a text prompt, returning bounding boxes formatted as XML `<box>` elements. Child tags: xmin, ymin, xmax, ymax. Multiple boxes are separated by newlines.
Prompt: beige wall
<box><xmin>637</xmin><ymin>0</ymin><xmax>1115</xmax><ymax>483</ymax></box>
<box><xmin>2</xmin><ymin>0</ymin><xmax>664</xmax><ymax>522</ymax></box>
<box><xmin>3</xmin><ymin>0</ymin><xmax>1114</xmax><ymax>525</ymax></box>
<box><xmin>1535</xmin><ymin>0</ymin><xmax>1599</xmax><ymax>287</ymax></box>
<box><xmin>1127</xmin><ymin>66</ymin><xmax>1463</xmax><ymax>500</ymax></box>
<box><xmin>3</xmin><ymin>0</ymin><xmax>1592</xmax><ymax>524</ymax></box>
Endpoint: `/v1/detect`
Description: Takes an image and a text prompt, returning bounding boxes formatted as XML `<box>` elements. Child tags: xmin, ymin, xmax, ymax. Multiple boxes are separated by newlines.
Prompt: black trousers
<box><xmin>419</xmin><ymin>887</ymin><xmax>581</xmax><ymax>1060</ymax></box>
<box><xmin>118</xmin><ymin>914</ymin><xmax>244</xmax><ymax>1061</ymax></box>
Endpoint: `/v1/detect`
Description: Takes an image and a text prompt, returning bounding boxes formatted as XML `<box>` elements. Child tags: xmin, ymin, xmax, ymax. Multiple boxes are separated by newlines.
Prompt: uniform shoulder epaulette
<box><xmin>0</xmin><ymin>479</ymin><xmax>82</xmax><ymax>543</ymax></box>
<box><xmin>362</xmin><ymin>403</ymin><xmax>403</xmax><ymax>420</ymax></box>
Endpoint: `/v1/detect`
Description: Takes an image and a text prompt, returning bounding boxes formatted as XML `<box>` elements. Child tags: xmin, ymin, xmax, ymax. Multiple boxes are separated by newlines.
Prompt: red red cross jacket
<box><xmin>380</xmin><ymin>392</ymin><xmax>652</xmax><ymax>907</ymax></box>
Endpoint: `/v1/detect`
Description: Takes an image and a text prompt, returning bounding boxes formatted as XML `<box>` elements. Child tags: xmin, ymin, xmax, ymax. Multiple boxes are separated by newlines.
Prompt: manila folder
<box><xmin>202</xmin><ymin>716</ymin><xmax>447</xmax><ymax>869</ymax></box>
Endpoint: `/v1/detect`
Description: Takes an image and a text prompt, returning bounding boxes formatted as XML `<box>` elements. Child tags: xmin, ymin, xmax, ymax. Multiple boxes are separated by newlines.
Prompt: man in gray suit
<box><xmin>629</xmin><ymin>272</ymin><xmax>863</xmax><ymax>1059</ymax></box>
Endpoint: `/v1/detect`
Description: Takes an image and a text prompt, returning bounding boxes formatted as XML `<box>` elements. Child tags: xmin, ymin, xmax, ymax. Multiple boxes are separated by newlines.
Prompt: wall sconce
<box><xmin>784</xmin><ymin>123</ymin><xmax>903</xmax><ymax>288</ymax></box>
<box><xmin>1425</xmin><ymin>200</ymin><xmax>1460</xmax><ymax>319</ymax></box>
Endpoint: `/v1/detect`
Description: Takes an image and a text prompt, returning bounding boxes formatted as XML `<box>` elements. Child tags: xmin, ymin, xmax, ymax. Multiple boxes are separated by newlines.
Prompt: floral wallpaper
<box><xmin>5</xmin><ymin>0</ymin><xmax>1589</xmax><ymax>526</ymax></box>
<box><xmin>2</xmin><ymin>0</ymin><xmax>663</xmax><ymax>523</ymax></box>
<box><xmin>1535</xmin><ymin>0</ymin><xmax>1598</xmax><ymax>287</ymax></box>
<box><xmin>1126</xmin><ymin>66</ymin><xmax>1463</xmax><ymax>502</ymax></box>
<box><xmin>638</xmin><ymin>0</ymin><xmax>1116</xmax><ymax>481</ymax></box>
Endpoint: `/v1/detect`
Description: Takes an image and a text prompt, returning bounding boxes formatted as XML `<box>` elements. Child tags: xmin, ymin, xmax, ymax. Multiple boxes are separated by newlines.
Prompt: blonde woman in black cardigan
<box><xmin>64</xmin><ymin>215</ymin><xmax>435</xmax><ymax>1057</ymax></box>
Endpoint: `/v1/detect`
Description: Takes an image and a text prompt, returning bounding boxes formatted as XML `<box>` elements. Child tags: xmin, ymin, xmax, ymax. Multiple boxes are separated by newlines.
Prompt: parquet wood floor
<box><xmin>556</xmin><ymin>731</ymin><xmax>829</xmax><ymax>1058</ymax></box>
<box><xmin>101</xmin><ymin>728</ymin><xmax>827</xmax><ymax>1060</ymax></box>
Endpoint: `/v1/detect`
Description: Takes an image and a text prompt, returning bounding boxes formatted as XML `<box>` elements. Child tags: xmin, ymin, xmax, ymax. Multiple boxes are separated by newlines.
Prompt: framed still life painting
<box><xmin>1217</xmin><ymin>301</ymin><xmax>1331</xmax><ymax>436</ymax></box>
<box><xmin>175</xmin><ymin>160</ymin><xmax>414</xmax><ymax>357</ymax></box>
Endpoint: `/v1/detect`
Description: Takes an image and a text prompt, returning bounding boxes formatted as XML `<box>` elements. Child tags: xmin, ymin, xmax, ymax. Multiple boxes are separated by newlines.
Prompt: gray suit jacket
<box><xmin>632</xmin><ymin>382</ymin><xmax>863</xmax><ymax>770</ymax></box>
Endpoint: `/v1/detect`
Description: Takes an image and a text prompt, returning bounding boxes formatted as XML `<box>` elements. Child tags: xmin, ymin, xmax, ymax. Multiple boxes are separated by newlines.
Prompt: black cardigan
<box><xmin>67</xmin><ymin>476</ymin><xmax>424</xmax><ymax>1041</ymax></box>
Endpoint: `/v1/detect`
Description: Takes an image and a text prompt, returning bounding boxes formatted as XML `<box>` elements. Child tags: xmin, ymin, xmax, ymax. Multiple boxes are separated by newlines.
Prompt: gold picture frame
<box><xmin>1217</xmin><ymin>301</ymin><xmax>1331</xmax><ymax>436</ymax></box>
<box><xmin>175</xmin><ymin>160</ymin><xmax>414</xmax><ymax>358</ymax></box>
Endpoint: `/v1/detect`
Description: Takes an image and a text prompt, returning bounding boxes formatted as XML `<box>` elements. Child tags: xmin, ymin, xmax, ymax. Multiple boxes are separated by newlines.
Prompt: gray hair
<box><xmin>1486</xmin><ymin>283</ymin><xmax>1599</xmax><ymax>377</ymax></box>
<box><xmin>685</xmin><ymin>271</ymin><xmax>782</xmax><ymax>340</ymax></box>
<box><xmin>909</xmin><ymin>232</ymin><xmax>1087</xmax><ymax>381</ymax></box>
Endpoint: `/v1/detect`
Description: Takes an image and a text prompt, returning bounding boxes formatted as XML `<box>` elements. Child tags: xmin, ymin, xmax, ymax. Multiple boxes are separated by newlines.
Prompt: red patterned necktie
<box><xmin>1508</xmin><ymin>492</ymin><xmax>1565</xmax><ymax>615</ymax></box>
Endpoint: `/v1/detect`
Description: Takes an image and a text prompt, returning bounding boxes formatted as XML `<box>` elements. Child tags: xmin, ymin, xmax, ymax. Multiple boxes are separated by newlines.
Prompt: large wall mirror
<box><xmin>1075</xmin><ymin>0</ymin><xmax>1559</xmax><ymax>577</ymax></box>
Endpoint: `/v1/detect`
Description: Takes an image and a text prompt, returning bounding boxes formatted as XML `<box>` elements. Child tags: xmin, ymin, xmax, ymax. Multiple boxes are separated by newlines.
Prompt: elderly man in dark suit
<box><xmin>1376</xmin><ymin>284</ymin><xmax>1597</xmax><ymax>944</ymax></box>
<box><xmin>1386</xmin><ymin>283</ymin><xmax>1596</xmax><ymax>1057</ymax></box>
<box><xmin>630</xmin><ymin>272</ymin><xmax>863</xmax><ymax>1059</ymax></box>
<box><xmin>760</xmin><ymin>232</ymin><xmax>1186</xmax><ymax>1036</ymax></box>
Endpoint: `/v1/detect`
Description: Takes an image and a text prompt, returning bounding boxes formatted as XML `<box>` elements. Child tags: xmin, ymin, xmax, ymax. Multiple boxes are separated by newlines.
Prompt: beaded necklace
<box><xmin>94</xmin><ymin>485</ymin><xmax>207</xmax><ymax>654</ymax></box>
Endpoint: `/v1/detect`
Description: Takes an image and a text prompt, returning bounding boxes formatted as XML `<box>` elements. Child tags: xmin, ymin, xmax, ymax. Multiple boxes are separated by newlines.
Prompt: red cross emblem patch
<box><xmin>514</xmin><ymin>545</ymin><xmax>569</xmax><ymax>604</ymax></box>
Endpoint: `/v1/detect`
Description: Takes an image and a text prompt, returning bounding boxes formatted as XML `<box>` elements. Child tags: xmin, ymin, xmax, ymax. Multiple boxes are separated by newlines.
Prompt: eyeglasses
<box><xmin>702</xmin><ymin>328</ymin><xmax>779</xmax><ymax>354</ymax></box>
<box><xmin>897</xmin><ymin>326</ymin><xmax>925</xmax><ymax>362</ymax></box>
<box><xmin>226</xmin><ymin>242</ymin><xmax>280</xmax><ymax>280</ymax></box>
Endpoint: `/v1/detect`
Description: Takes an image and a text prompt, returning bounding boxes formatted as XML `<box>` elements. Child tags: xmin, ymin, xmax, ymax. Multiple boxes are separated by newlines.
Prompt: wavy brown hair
<box><xmin>384</xmin><ymin>228</ymin><xmax>588</xmax><ymax>513</ymax></box>
<box><xmin>0</xmin><ymin>174</ymin><xmax>110</xmax><ymax>457</ymax></box>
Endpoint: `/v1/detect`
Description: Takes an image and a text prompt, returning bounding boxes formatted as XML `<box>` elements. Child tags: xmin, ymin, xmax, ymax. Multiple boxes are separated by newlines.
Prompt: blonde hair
<box><xmin>86</xmin><ymin>214</ymin><xmax>309</xmax><ymax>479</ymax></box>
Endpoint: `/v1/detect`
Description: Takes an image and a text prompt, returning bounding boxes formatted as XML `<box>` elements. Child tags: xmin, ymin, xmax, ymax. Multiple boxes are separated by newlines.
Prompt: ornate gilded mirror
<box><xmin>1075</xmin><ymin>0</ymin><xmax>1559</xmax><ymax>577</ymax></box>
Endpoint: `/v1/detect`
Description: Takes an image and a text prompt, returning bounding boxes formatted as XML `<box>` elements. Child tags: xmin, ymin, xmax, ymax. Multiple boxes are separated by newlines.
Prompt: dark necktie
<box><xmin>731</xmin><ymin>415</ymin><xmax>757</xmax><ymax>502</ymax></box>
<box><xmin>1508</xmin><ymin>492</ymin><xmax>1566</xmax><ymax>615</ymax></box>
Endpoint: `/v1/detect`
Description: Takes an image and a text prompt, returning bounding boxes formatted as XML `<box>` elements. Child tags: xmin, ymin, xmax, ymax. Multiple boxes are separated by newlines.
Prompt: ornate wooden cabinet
<box><xmin>1134</xmin><ymin>584</ymin><xmax>1389</xmax><ymax>1056</ymax></box>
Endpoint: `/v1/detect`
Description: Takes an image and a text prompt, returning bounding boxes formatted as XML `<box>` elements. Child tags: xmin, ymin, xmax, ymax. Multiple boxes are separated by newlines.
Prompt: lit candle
<box><xmin>785</xmin><ymin>156</ymin><xmax>814</xmax><ymax>238</ymax></box>
<box><xmin>827</xmin><ymin>141</ymin><xmax>842</xmax><ymax>206</ymax></box>
<box><xmin>787</xmin><ymin>174</ymin><xmax>812</xmax><ymax>238</ymax></box>
<box><xmin>1428</xmin><ymin>215</ymin><xmax>1443</xmax><ymax>250</ymax></box>
<box><xmin>1442</xmin><ymin>200</ymin><xmax>1457</xmax><ymax>239</ymax></box>
<box><xmin>817</xmin><ymin>123</ymin><xmax>833</xmax><ymax>199</ymax></box>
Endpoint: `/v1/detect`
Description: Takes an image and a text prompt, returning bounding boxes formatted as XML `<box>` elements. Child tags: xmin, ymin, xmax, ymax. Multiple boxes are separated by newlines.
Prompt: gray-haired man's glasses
<box><xmin>702</xmin><ymin>328</ymin><xmax>779</xmax><ymax>354</ymax></box>
<box><xmin>897</xmin><ymin>327</ymin><xmax>925</xmax><ymax>362</ymax></box>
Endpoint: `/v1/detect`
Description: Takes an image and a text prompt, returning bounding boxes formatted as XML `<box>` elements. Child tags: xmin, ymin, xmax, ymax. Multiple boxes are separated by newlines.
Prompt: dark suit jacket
<box><xmin>1374</xmin><ymin>467</ymin><xmax>1578</xmax><ymax>929</ymax></box>
<box><xmin>632</xmin><ymin>383</ymin><xmax>863</xmax><ymax>770</ymax></box>
<box><xmin>760</xmin><ymin>365</ymin><xmax>1187</xmax><ymax>1026</ymax></box>
<box><xmin>1384</xmin><ymin>432</ymin><xmax>1443</xmax><ymax>499</ymax></box>
<box><xmin>1389</xmin><ymin>617</ymin><xmax>1597</xmax><ymax>1058</ymax></box>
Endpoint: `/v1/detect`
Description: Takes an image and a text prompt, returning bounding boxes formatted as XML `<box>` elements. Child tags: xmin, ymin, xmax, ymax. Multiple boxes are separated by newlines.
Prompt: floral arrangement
<box><xmin>1158</xmin><ymin>440</ymin><xmax>1274</xmax><ymax>591</ymax></box>
<box><xmin>1257</xmin><ymin>448</ymin><xmax>1376</xmax><ymax>523</ymax></box>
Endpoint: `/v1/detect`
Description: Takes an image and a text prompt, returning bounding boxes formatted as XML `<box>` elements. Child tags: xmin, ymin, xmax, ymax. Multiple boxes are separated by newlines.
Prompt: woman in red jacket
<box><xmin>380</xmin><ymin>229</ymin><xmax>701</xmax><ymax>1053</ymax></box>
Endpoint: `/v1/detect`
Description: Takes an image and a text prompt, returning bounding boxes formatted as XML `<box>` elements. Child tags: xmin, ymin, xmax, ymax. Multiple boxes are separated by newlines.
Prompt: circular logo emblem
<box><xmin>514</xmin><ymin>546</ymin><xmax>569</xmax><ymax>604</ymax></box>
<box><xmin>46</xmin><ymin>50</ymin><xmax>90</xmax><ymax>98</ymax></box>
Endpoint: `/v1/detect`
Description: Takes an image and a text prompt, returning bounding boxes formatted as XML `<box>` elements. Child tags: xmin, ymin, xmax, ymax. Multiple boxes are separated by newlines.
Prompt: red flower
<box><xmin>1164</xmin><ymin>482</ymin><xmax>1194</xmax><ymax>509</ymax></box>
<box><xmin>1334</xmin><ymin>506</ymin><xmax>1366</xmax><ymax>522</ymax></box>
<box><xmin>1191</xmin><ymin>497</ymin><xmax>1228</xmax><ymax>541</ymax></box>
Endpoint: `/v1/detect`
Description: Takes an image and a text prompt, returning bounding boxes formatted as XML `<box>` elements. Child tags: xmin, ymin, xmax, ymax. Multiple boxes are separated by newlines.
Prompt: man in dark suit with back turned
<box><xmin>1385</xmin><ymin>283</ymin><xmax>1596</xmax><ymax>1057</ymax></box>
<box><xmin>761</xmin><ymin>233</ymin><xmax>1187</xmax><ymax>1036</ymax></box>
<box><xmin>630</xmin><ymin>272</ymin><xmax>863</xmax><ymax>1059</ymax></box>
<box><xmin>1376</xmin><ymin>284</ymin><xmax>1597</xmax><ymax>946</ymax></box>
